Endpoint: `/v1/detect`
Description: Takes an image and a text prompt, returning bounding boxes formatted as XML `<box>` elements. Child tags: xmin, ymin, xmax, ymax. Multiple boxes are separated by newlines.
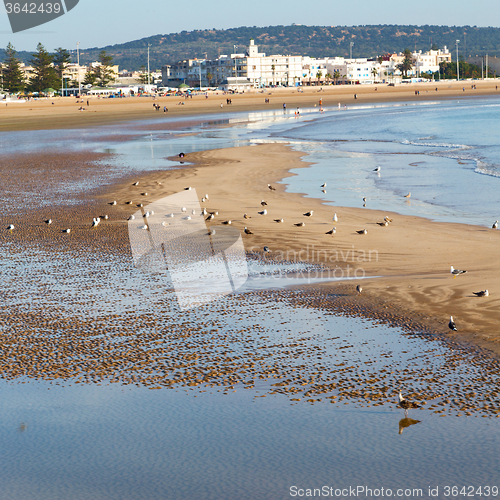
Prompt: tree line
<box><xmin>1</xmin><ymin>43</ymin><xmax>115</xmax><ymax>94</ymax></box>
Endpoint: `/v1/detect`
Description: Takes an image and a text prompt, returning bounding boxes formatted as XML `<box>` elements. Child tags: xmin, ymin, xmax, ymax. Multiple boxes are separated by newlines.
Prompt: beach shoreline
<box><xmin>99</xmin><ymin>142</ymin><xmax>500</xmax><ymax>358</ymax></box>
<box><xmin>1</xmin><ymin>79</ymin><xmax>499</xmax><ymax>132</ymax></box>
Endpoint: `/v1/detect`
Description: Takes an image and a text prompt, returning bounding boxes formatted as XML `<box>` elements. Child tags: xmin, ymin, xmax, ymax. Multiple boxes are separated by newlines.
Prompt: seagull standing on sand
<box><xmin>132</xmin><ymin>181</ymin><xmax>139</xmax><ymax>186</ymax></box>
<box><xmin>326</xmin><ymin>227</ymin><xmax>336</xmax><ymax>234</ymax></box>
<box><xmin>321</xmin><ymin>183</ymin><xmax>327</xmax><ymax>188</ymax></box>
<box><xmin>244</xmin><ymin>227</ymin><xmax>253</xmax><ymax>234</ymax></box>
<box><xmin>397</xmin><ymin>391</ymin><xmax>421</xmax><ymax>417</ymax></box>
<box><xmin>63</xmin><ymin>228</ymin><xmax>71</xmax><ymax>233</ymax></box>
<box><xmin>261</xmin><ymin>200</ymin><xmax>268</xmax><ymax>206</ymax></box>
<box><xmin>128</xmin><ymin>215</ymin><xmax>135</xmax><ymax>221</ymax></box>
<box><xmin>373</xmin><ymin>166</ymin><xmax>381</xmax><ymax>172</ymax></box>
<box><xmin>450</xmin><ymin>265</ymin><xmax>467</xmax><ymax>276</ymax></box>
<box><xmin>206</xmin><ymin>214</ymin><xmax>215</xmax><ymax>221</ymax></box>
<box><xmin>356</xmin><ymin>285</ymin><xmax>362</xmax><ymax>294</ymax></box>
<box><xmin>303</xmin><ymin>211</ymin><xmax>313</xmax><ymax>217</ymax></box>
<box><xmin>263</xmin><ymin>246</ymin><xmax>271</xmax><ymax>253</ymax></box>
<box><xmin>7</xmin><ymin>224</ymin><xmax>14</xmax><ymax>231</ymax></box>
<box><xmin>92</xmin><ymin>217</ymin><xmax>100</xmax><ymax>227</ymax></box>
<box><xmin>356</xmin><ymin>229</ymin><xmax>368</xmax><ymax>235</ymax></box>
<box><xmin>333</xmin><ymin>213</ymin><xmax>338</xmax><ymax>222</ymax></box>
<box><xmin>222</xmin><ymin>220</ymin><xmax>232</xmax><ymax>225</ymax></box>
<box><xmin>258</xmin><ymin>209</ymin><xmax>267</xmax><ymax>215</ymax></box>
<box><xmin>44</xmin><ymin>219</ymin><xmax>52</xmax><ymax>225</ymax></box>
<box><xmin>274</xmin><ymin>218</ymin><xmax>284</xmax><ymax>223</ymax></box>
<box><xmin>493</xmin><ymin>221</ymin><xmax>498</xmax><ymax>229</ymax></box>
<box><xmin>243</xmin><ymin>213</ymin><xmax>251</xmax><ymax>219</ymax></box>
<box><xmin>449</xmin><ymin>316</ymin><xmax>457</xmax><ymax>331</ymax></box>
<box><xmin>109</xmin><ymin>201</ymin><xmax>117</xmax><ymax>206</ymax></box>
<box><xmin>377</xmin><ymin>221</ymin><xmax>389</xmax><ymax>226</ymax></box>
<box><xmin>268</xmin><ymin>184</ymin><xmax>276</xmax><ymax>191</ymax></box>
<box><xmin>404</xmin><ymin>192</ymin><xmax>411</xmax><ymax>198</ymax></box>
<box><xmin>472</xmin><ymin>290</ymin><xmax>489</xmax><ymax>297</ymax></box>
<box><xmin>294</xmin><ymin>222</ymin><xmax>305</xmax><ymax>227</ymax></box>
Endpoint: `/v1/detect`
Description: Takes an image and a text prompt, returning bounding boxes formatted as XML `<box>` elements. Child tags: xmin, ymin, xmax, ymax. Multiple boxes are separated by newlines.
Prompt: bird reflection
<box><xmin>17</xmin><ymin>423</ymin><xmax>28</xmax><ymax>433</ymax></box>
<box><xmin>398</xmin><ymin>418</ymin><xmax>421</xmax><ymax>435</ymax></box>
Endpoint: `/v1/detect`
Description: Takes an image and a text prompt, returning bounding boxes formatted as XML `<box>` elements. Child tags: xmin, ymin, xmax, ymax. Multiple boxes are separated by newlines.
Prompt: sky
<box><xmin>0</xmin><ymin>0</ymin><xmax>499</xmax><ymax>53</ymax></box>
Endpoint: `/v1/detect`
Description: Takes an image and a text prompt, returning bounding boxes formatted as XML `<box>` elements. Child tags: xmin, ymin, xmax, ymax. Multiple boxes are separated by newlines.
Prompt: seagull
<box><xmin>184</xmin><ymin>216</ymin><xmax>192</xmax><ymax>220</ymax></box>
<box><xmin>139</xmin><ymin>225</ymin><xmax>148</xmax><ymax>230</ymax></box>
<box><xmin>201</xmin><ymin>208</ymin><xmax>207</xmax><ymax>216</ymax></box>
<box><xmin>191</xmin><ymin>209</ymin><xmax>196</xmax><ymax>215</ymax></box>
<box><xmin>126</xmin><ymin>201</ymin><xmax>133</xmax><ymax>205</ymax></box>
<box><xmin>222</xmin><ymin>220</ymin><xmax>232</xmax><ymax>225</ymax></box>
<box><xmin>303</xmin><ymin>211</ymin><xmax>313</xmax><ymax>217</ymax></box>
<box><xmin>206</xmin><ymin>214</ymin><xmax>214</xmax><ymax>221</ymax></box>
<box><xmin>179</xmin><ymin>152</ymin><xmax>185</xmax><ymax>158</ymax></box>
<box><xmin>384</xmin><ymin>216</ymin><xmax>393</xmax><ymax>222</ymax></box>
<box><xmin>7</xmin><ymin>224</ymin><xmax>14</xmax><ymax>231</ymax></box>
<box><xmin>261</xmin><ymin>200</ymin><xmax>268</xmax><ymax>206</ymax></box>
<box><xmin>404</xmin><ymin>192</ymin><xmax>411</xmax><ymax>198</ymax></box>
<box><xmin>493</xmin><ymin>221</ymin><xmax>498</xmax><ymax>229</ymax></box>
<box><xmin>205</xmin><ymin>194</ymin><xmax>209</xmax><ymax>200</ymax></box>
<box><xmin>321</xmin><ymin>183</ymin><xmax>327</xmax><ymax>188</ymax></box>
<box><xmin>244</xmin><ymin>227</ymin><xmax>253</xmax><ymax>234</ymax></box>
<box><xmin>263</xmin><ymin>246</ymin><xmax>271</xmax><ymax>253</ymax></box>
<box><xmin>373</xmin><ymin>166</ymin><xmax>381</xmax><ymax>172</ymax></box>
<box><xmin>184</xmin><ymin>187</ymin><xmax>192</xmax><ymax>191</ymax></box>
<box><xmin>92</xmin><ymin>217</ymin><xmax>100</xmax><ymax>227</ymax></box>
<box><xmin>167</xmin><ymin>213</ymin><xmax>174</xmax><ymax>218</ymax></box>
<box><xmin>161</xmin><ymin>221</ymin><xmax>168</xmax><ymax>227</ymax></box>
<box><xmin>333</xmin><ymin>213</ymin><xmax>338</xmax><ymax>222</ymax></box>
<box><xmin>294</xmin><ymin>222</ymin><xmax>305</xmax><ymax>227</ymax></box>
<box><xmin>268</xmin><ymin>184</ymin><xmax>276</xmax><ymax>191</ymax></box>
<box><xmin>44</xmin><ymin>219</ymin><xmax>52</xmax><ymax>225</ymax></box>
<box><xmin>472</xmin><ymin>290</ymin><xmax>489</xmax><ymax>297</ymax></box>
<box><xmin>450</xmin><ymin>265</ymin><xmax>467</xmax><ymax>276</ymax></box>
<box><xmin>258</xmin><ymin>209</ymin><xmax>267</xmax><ymax>215</ymax></box>
<box><xmin>137</xmin><ymin>203</ymin><xmax>143</xmax><ymax>208</ymax></box>
<box><xmin>362</xmin><ymin>197</ymin><xmax>367</xmax><ymax>203</ymax></box>
<box><xmin>109</xmin><ymin>200</ymin><xmax>117</xmax><ymax>205</ymax></box>
<box><xmin>128</xmin><ymin>215</ymin><xmax>135</xmax><ymax>221</ymax></box>
<box><xmin>156</xmin><ymin>181</ymin><xmax>162</xmax><ymax>185</ymax></box>
<box><xmin>325</xmin><ymin>227</ymin><xmax>336</xmax><ymax>234</ymax></box>
<box><xmin>356</xmin><ymin>229</ymin><xmax>367</xmax><ymax>234</ymax></box>
<box><xmin>244</xmin><ymin>213</ymin><xmax>251</xmax><ymax>219</ymax></box>
<box><xmin>377</xmin><ymin>221</ymin><xmax>389</xmax><ymax>226</ymax></box>
<box><xmin>356</xmin><ymin>285</ymin><xmax>362</xmax><ymax>294</ymax></box>
<box><xmin>144</xmin><ymin>211</ymin><xmax>151</xmax><ymax>218</ymax></box>
<box><xmin>274</xmin><ymin>218</ymin><xmax>284</xmax><ymax>223</ymax></box>
<box><xmin>449</xmin><ymin>316</ymin><xmax>457</xmax><ymax>331</ymax></box>
<box><xmin>208</xmin><ymin>229</ymin><xmax>216</xmax><ymax>236</ymax></box>
<box><xmin>181</xmin><ymin>207</ymin><xmax>187</xmax><ymax>212</ymax></box>
<box><xmin>397</xmin><ymin>391</ymin><xmax>421</xmax><ymax>417</ymax></box>
<box><xmin>62</xmin><ymin>228</ymin><xmax>71</xmax><ymax>233</ymax></box>
<box><xmin>132</xmin><ymin>181</ymin><xmax>139</xmax><ymax>186</ymax></box>
<box><xmin>141</xmin><ymin>192</ymin><xmax>148</xmax><ymax>196</ymax></box>
<box><xmin>201</xmin><ymin>198</ymin><xmax>206</xmax><ymax>202</ymax></box>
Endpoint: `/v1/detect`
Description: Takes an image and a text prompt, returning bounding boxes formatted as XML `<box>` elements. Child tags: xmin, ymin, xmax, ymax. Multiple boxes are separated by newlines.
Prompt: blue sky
<box><xmin>0</xmin><ymin>0</ymin><xmax>499</xmax><ymax>52</ymax></box>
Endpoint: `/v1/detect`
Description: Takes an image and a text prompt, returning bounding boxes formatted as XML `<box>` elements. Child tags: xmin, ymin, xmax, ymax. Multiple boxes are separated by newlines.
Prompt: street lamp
<box><xmin>350</xmin><ymin>42</ymin><xmax>354</xmax><ymax>60</ymax></box>
<box><xmin>456</xmin><ymin>39</ymin><xmax>460</xmax><ymax>81</ymax></box>
<box><xmin>233</xmin><ymin>45</ymin><xmax>237</xmax><ymax>79</ymax></box>
<box><xmin>77</xmin><ymin>41</ymin><xmax>81</xmax><ymax>97</ymax></box>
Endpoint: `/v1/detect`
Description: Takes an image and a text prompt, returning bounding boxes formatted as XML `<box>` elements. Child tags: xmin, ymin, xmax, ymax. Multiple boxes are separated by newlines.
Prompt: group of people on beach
<box><xmin>152</xmin><ymin>103</ymin><xmax>168</xmax><ymax>112</ymax></box>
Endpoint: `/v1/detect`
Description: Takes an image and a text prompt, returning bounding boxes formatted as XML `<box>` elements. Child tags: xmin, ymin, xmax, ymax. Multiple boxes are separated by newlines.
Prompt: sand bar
<box><xmin>97</xmin><ymin>142</ymin><xmax>500</xmax><ymax>357</ymax></box>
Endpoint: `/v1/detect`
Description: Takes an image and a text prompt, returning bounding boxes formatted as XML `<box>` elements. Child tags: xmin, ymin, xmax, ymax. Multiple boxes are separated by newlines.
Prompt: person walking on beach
<box><xmin>354</xmin><ymin>94</ymin><xmax>357</xmax><ymax>99</ymax></box>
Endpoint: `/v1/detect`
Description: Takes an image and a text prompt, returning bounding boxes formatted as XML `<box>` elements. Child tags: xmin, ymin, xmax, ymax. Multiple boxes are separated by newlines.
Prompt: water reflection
<box><xmin>398</xmin><ymin>418</ymin><xmax>421</xmax><ymax>435</ymax></box>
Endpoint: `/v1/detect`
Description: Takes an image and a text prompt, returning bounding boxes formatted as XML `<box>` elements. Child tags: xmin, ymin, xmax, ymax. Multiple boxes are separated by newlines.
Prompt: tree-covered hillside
<box><xmin>2</xmin><ymin>25</ymin><xmax>500</xmax><ymax>71</ymax></box>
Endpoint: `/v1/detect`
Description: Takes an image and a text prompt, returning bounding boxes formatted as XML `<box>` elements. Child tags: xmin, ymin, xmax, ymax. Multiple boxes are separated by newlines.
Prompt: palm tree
<box><xmin>316</xmin><ymin>70</ymin><xmax>323</xmax><ymax>85</ymax></box>
<box><xmin>397</xmin><ymin>49</ymin><xmax>413</xmax><ymax>78</ymax></box>
<box><xmin>371</xmin><ymin>67</ymin><xmax>378</xmax><ymax>82</ymax></box>
<box><xmin>271</xmin><ymin>64</ymin><xmax>275</xmax><ymax>86</ymax></box>
<box><xmin>333</xmin><ymin>70</ymin><xmax>341</xmax><ymax>85</ymax></box>
<box><xmin>325</xmin><ymin>73</ymin><xmax>332</xmax><ymax>85</ymax></box>
<box><xmin>206</xmin><ymin>72</ymin><xmax>213</xmax><ymax>86</ymax></box>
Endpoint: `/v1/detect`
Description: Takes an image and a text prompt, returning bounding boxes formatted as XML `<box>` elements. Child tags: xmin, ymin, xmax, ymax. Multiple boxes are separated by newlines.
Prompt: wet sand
<box><xmin>1</xmin><ymin>79</ymin><xmax>499</xmax><ymax>132</ymax></box>
<box><xmin>99</xmin><ymin>142</ymin><xmax>500</xmax><ymax>357</ymax></box>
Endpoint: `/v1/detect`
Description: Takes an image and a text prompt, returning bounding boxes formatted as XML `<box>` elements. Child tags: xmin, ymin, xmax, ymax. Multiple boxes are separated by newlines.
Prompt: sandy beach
<box><xmin>89</xmin><ymin>141</ymin><xmax>500</xmax><ymax>359</ymax></box>
<box><xmin>1</xmin><ymin>79</ymin><xmax>499</xmax><ymax>132</ymax></box>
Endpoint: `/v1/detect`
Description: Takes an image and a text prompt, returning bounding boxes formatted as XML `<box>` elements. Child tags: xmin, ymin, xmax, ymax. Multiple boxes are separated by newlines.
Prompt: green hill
<box><xmin>3</xmin><ymin>24</ymin><xmax>500</xmax><ymax>71</ymax></box>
